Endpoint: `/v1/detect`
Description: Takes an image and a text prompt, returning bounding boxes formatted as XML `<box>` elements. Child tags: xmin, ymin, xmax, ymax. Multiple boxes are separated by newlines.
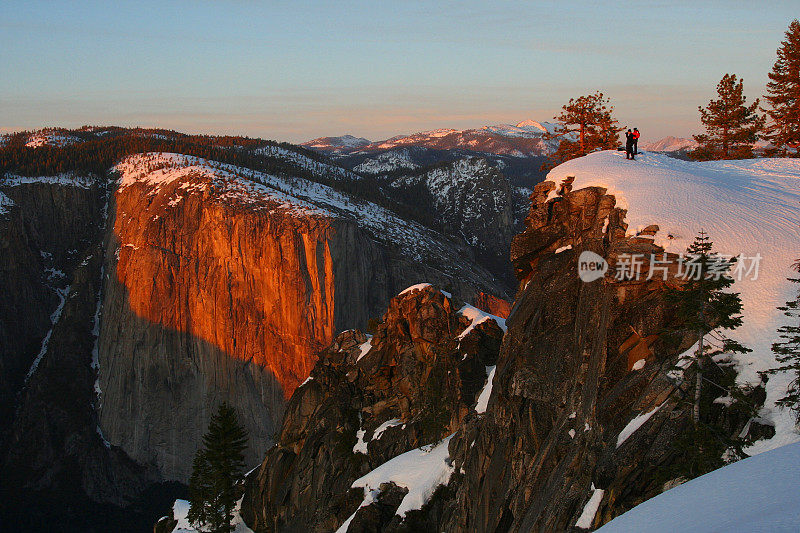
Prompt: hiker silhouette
<box><xmin>625</xmin><ymin>130</ymin><xmax>635</xmax><ymax>160</ymax></box>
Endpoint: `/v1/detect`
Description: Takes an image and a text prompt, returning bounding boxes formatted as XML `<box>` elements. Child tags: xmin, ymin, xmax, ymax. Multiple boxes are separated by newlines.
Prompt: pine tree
<box><xmin>188</xmin><ymin>403</ymin><xmax>249</xmax><ymax>533</ymax></box>
<box><xmin>763</xmin><ymin>260</ymin><xmax>800</xmax><ymax>419</ymax></box>
<box><xmin>762</xmin><ymin>20</ymin><xmax>800</xmax><ymax>156</ymax></box>
<box><xmin>542</xmin><ymin>91</ymin><xmax>622</xmax><ymax>169</ymax></box>
<box><xmin>691</xmin><ymin>74</ymin><xmax>765</xmax><ymax>160</ymax></box>
<box><xmin>667</xmin><ymin>231</ymin><xmax>750</xmax><ymax>425</ymax></box>
<box><xmin>659</xmin><ymin>231</ymin><xmax>755</xmax><ymax>483</ymax></box>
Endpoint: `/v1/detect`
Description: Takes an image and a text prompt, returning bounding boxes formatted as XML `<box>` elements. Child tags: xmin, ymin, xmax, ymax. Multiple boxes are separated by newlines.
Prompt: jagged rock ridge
<box><xmin>241</xmin><ymin>284</ymin><xmax>506</xmax><ymax>532</ymax></box>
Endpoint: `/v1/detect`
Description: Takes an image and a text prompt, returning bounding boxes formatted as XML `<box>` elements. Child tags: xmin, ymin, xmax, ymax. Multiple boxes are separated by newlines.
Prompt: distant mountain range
<box><xmin>303</xmin><ymin>120</ymin><xmax>562</xmax><ymax>158</ymax></box>
<box><xmin>640</xmin><ymin>136</ymin><xmax>699</xmax><ymax>152</ymax></box>
<box><xmin>302</xmin><ymin>124</ymin><xmax>703</xmax><ymax>182</ymax></box>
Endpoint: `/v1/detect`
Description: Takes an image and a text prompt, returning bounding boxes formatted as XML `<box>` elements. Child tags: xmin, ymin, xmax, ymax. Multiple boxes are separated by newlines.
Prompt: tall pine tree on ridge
<box><xmin>691</xmin><ymin>74</ymin><xmax>765</xmax><ymax>160</ymax></box>
<box><xmin>764</xmin><ymin>259</ymin><xmax>800</xmax><ymax>420</ymax></box>
<box><xmin>667</xmin><ymin>230</ymin><xmax>750</xmax><ymax>424</ymax></box>
<box><xmin>762</xmin><ymin>19</ymin><xmax>800</xmax><ymax>156</ymax></box>
<box><xmin>659</xmin><ymin>231</ymin><xmax>755</xmax><ymax>482</ymax></box>
<box><xmin>542</xmin><ymin>91</ymin><xmax>622</xmax><ymax>170</ymax></box>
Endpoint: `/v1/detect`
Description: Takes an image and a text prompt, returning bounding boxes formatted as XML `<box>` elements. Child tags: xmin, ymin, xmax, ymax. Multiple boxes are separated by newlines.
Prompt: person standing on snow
<box><xmin>625</xmin><ymin>130</ymin><xmax>635</xmax><ymax>160</ymax></box>
<box><xmin>632</xmin><ymin>128</ymin><xmax>640</xmax><ymax>155</ymax></box>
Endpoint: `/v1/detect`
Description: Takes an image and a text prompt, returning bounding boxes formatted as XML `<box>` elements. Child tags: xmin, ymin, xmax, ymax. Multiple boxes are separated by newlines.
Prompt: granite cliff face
<box><xmin>96</xmin><ymin>153</ymin><xmax>507</xmax><ymax>483</ymax></box>
<box><xmin>239</xmin><ymin>178</ymin><xmax>764</xmax><ymax>532</ymax></box>
<box><xmin>0</xmin><ymin>177</ymin><xmax>104</xmax><ymax>436</ymax></box>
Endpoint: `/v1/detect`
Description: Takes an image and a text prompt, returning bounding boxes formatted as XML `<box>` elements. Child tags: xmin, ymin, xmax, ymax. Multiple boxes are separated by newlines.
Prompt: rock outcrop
<box><xmin>439</xmin><ymin>179</ymin><xmax>760</xmax><ymax>531</ymax></box>
<box><xmin>241</xmin><ymin>284</ymin><xmax>505</xmax><ymax>532</ymax></box>
<box><xmin>97</xmin><ymin>153</ymin><xmax>507</xmax><ymax>482</ymax></box>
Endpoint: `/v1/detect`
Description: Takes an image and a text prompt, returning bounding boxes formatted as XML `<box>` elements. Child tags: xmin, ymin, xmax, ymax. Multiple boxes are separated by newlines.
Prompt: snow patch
<box><xmin>398</xmin><ymin>283</ymin><xmax>433</xmax><ymax>296</ymax></box>
<box><xmin>356</xmin><ymin>336</ymin><xmax>373</xmax><ymax>362</ymax></box>
<box><xmin>475</xmin><ymin>366</ymin><xmax>496</xmax><ymax>414</ymax></box>
<box><xmin>372</xmin><ymin>419</ymin><xmax>403</xmax><ymax>441</ymax></box>
<box><xmin>616</xmin><ymin>403</ymin><xmax>664</xmax><ymax>448</ymax></box>
<box><xmin>348</xmin><ymin>434</ymin><xmax>455</xmax><ymax>520</ymax></box>
<box><xmin>576</xmin><ymin>484</ymin><xmax>605</xmax><ymax>529</ymax></box>
<box><xmin>457</xmin><ymin>304</ymin><xmax>507</xmax><ymax>340</ymax></box>
<box><xmin>24</xmin><ymin>285</ymin><xmax>70</xmax><ymax>384</ymax></box>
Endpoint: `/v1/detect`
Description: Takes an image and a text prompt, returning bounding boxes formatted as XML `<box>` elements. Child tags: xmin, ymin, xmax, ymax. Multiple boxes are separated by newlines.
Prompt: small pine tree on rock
<box><xmin>543</xmin><ymin>91</ymin><xmax>623</xmax><ymax>170</ymax></box>
<box><xmin>691</xmin><ymin>74</ymin><xmax>765</xmax><ymax>160</ymax></box>
<box><xmin>188</xmin><ymin>403</ymin><xmax>249</xmax><ymax>533</ymax></box>
<box><xmin>762</xmin><ymin>20</ymin><xmax>800</xmax><ymax>156</ymax></box>
<box><xmin>763</xmin><ymin>260</ymin><xmax>800</xmax><ymax>420</ymax></box>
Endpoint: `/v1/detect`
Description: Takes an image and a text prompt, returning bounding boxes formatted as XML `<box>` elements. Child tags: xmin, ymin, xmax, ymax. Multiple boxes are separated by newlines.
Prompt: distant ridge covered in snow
<box><xmin>641</xmin><ymin>136</ymin><xmax>698</xmax><ymax>152</ymax></box>
<box><xmin>302</xmin><ymin>135</ymin><xmax>371</xmax><ymax>153</ymax></box>
<box><xmin>303</xmin><ymin>120</ymin><xmax>563</xmax><ymax>158</ymax></box>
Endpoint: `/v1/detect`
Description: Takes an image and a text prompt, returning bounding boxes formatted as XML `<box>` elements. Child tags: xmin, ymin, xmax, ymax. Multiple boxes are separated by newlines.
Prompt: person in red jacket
<box><xmin>632</xmin><ymin>128</ymin><xmax>640</xmax><ymax>155</ymax></box>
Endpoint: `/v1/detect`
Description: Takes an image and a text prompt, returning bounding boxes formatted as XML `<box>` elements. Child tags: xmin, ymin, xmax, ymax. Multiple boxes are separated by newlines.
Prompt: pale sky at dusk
<box><xmin>1</xmin><ymin>1</ymin><xmax>797</xmax><ymax>143</ymax></box>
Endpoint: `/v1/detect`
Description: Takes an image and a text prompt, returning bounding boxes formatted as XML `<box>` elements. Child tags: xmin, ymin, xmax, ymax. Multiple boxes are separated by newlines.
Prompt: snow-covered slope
<box><xmin>254</xmin><ymin>144</ymin><xmax>362</xmax><ymax>181</ymax></box>
<box><xmin>641</xmin><ymin>136</ymin><xmax>698</xmax><ymax>152</ymax></box>
<box><xmin>388</xmin><ymin>158</ymin><xmax>515</xmax><ymax>261</ymax></box>
<box><xmin>597</xmin><ymin>441</ymin><xmax>800</xmax><ymax>532</ymax></box>
<box><xmin>366</xmin><ymin>120</ymin><xmax>559</xmax><ymax>157</ymax></box>
<box><xmin>24</xmin><ymin>129</ymin><xmax>82</xmax><ymax>148</ymax></box>
<box><xmin>3</xmin><ymin>173</ymin><xmax>96</xmax><ymax>188</ymax></box>
<box><xmin>546</xmin><ymin>151</ymin><xmax>800</xmax><ymax>453</ymax></box>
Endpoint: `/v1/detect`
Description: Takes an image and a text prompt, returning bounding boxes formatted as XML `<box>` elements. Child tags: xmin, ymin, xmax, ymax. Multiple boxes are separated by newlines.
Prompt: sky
<box><xmin>1</xmin><ymin>1</ymin><xmax>797</xmax><ymax>144</ymax></box>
